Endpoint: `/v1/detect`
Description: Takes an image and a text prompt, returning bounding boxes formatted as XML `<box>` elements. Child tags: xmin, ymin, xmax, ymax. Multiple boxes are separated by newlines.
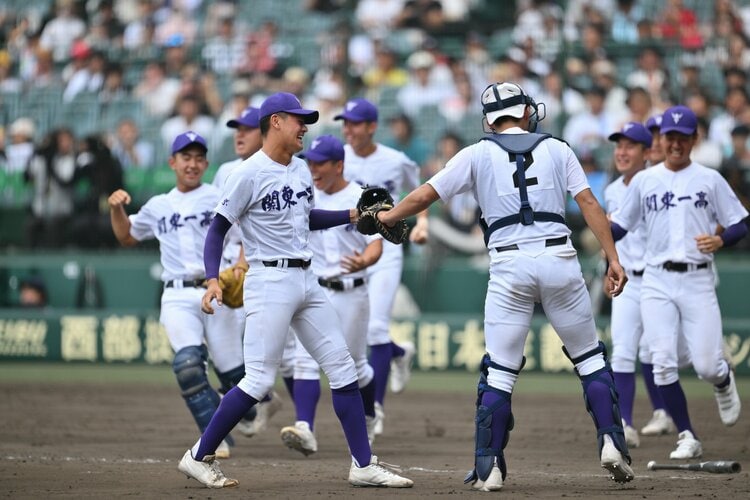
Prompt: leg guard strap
<box><xmin>173</xmin><ymin>345</ymin><xmax>223</xmax><ymax>435</ymax></box>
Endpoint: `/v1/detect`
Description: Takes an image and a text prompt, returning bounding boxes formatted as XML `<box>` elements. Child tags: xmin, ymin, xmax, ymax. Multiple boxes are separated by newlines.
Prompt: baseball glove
<box><xmin>356</xmin><ymin>185</ymin><xmax>409</xmax><ymax>244</ymax></box>
<box><xmin>217</xmin><ymin>264</ymin><xmax>246</xmax><ymax>308</ymax></box>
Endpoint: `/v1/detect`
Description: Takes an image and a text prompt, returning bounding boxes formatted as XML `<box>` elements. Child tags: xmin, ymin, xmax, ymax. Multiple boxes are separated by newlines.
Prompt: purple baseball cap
<box><xmin>227</xmin><ymin>106</ymin><xmax>260</xmax><ymax>128</ymax></box>
<box><xmin>301</xmin><ymin>134</ymin><xmax>345</xmax><ymax>162</ymax></box>
<box><xmin>645</xmin><ymin>114</ymin><xmax>663</xmax><ymax>131</ymax></box>
<box><xmin>171</xmin><ymin>131</ymin><xmax>207</xmax><ymax>154</ymax></box>
<box><xmin>660</xmin><ymin>105</ymin><xmax>697</xmax><ymax>135</ymax></box>
<box><xmin>334</xmin><ymin>98</ymin><xmax>378</xmax><ymax>123</ymax></box>
<box><xmin>259</xmin><ymin>92</ymin><xmax>319</xmax><ymax>124</ymax></box>
<box><xmin>608</xmin><ymin>122</ymin><xmax>652</xmax><ymax>147</ymax></box>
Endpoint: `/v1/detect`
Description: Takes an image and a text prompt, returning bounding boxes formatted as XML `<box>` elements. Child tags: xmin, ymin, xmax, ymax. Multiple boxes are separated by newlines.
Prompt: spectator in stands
<box><xmin>238</xmin><ymin>20</ymin><xmax>281</xmax><ymax>79</ymax></box>
<box><xmin>176</xmin><ymin>63</ymin><xmax>224</xmax><ymax>118</ymax></box>
<box><xmin>4</xmin><ymin>118</ymin><xmax>36</xmax><ymax>174</ymax></box>
<box><xmin>563</xmin><ymin>0</ymin><xmax>614</xmax><ymax>42</ymax></box>
<box><xmin>536</xmin><ymin>70</ymin><xmax>586</xmax><ymax>137</ymax></box>
<box><xmin>63</xmin><ymin>46</ymin><xmax>107</xmax><ymax>103</ymax></box>
<box><xmin>155</xmin><ymin>5</ymin><xmax>198</xmax><ymax>47</ymax></box>
<box><xmin>28</xmin><ymin>48</ymin><xmax>59</xmax><ymax>89</ymax></box>
<box><xmin>709</xmin><ymin>86</ymin><xmax>750</xmax><ymax>157</ymax></box>
<box><xmin>563</xmin><ymin>86</ymin><xmax>619</xmax><ymax>153</ymax></box>
<box><xmin>384</xmin><ymin>113</ymin><xmax>430</xmax><ymax>169</ymax></box>
<box><xmin>0</xmin><ymin>50</ymin><xmax>22</xmax><ymax>93</ymax></box>
<box><xmin>724</xmin><ymin>67</ymin><xmax>748</xmax><ymax>91</ymax></box>
<box><xmin>163</xmin><ymin>34</ymin><xmax>190</xmax><ymax>79</ymax></box>
<box><xmin>611</xmin><ymin>0</ymin><xmax>644</xmax><ymax>44</ymax></box>
<box><xmin>624</xmin><ymin>86</ymin><xmax>654</xmax><ymax>125</ymax></box>
<box><xmin>692</xmin><ymin>117</ymin><xmax>724</xmax><ymax>170</ymax></box>
<box><xmin>110</xmin><ymin>118</ymin><xmax>155</xmax><ymax>170</ymax></box>
<box><xmin>39</xmin><ymin>0</ymin><xmax>87</xmax><ymax>63</ymax></box>
<box><xmin>99</xmin><ymin>62</ymin><xmax>129</xmax><ymax>104</ymax></box>
<box><xmin>590</xmin><ymin>59</ymin><xmax>628</xmax><ymax>120</ymax></box>
<box><xmin>656</xmin><ymin>0</ymin><xmax>703</xmax><ymax>50</ymax></box>
<box><xmin>72</xmin><ymin>135</ymin><xmax>125</xmax><ymax>248</ymax></box>
<box><xmin>18</xmin><ymin>276</ymin><xmax>48</xmax><ymax>308</ymax></box>
<box><xmin>397</xmin><ymin>50</ymin><xmax>456</xmax><ymax>119</ymax></box>
<box><xmin>123</xmin><ymin>0</ymin><xmax>158</xmax><ymax>51</ymax></box>
<box><xmin>88</xmin><ymin>0</ymin><xmax>125</xmax><ymax>48</ymax></box>
<box><xmin>133</xmin><ymin>61</ymin><xmax>181</xmax><ymax>118</ymax></box>
<box><xmin>626</xmin><ymin>45</ymin><xmax>670</xmax><ymax>110</ymax></box>
<box><xmin>355</xmin><ymin>0</ymin><xmax>404</xmax><ymax>36</ymax></box>
<box><xmin>201</xmin><ymin>14</ymin><xmax>246</xmax><ymax>76</ymax></box>
<box><xmin>720</xmin><ymin>124</ymin><xmax>750</xmax><ymax>210</ymax></box>
<box><xmin>361</xmin><ymin>44</ymin><xmax>409</xmax><ymax>95</ymax></box>
<box><xmin>160</xmin><ymin>94</ymin><xmax>216</xmax><ymax>153</ymax></box>
<box><xmin>24</xmin><ymin>127</ymin><xmax>77</xmax><ymax>248</ymax></box>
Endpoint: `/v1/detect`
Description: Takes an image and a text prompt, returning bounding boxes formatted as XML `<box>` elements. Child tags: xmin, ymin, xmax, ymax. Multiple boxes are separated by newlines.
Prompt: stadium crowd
<box><xmin>1</xmin><ymin>0</ymin><xmax>750</xmax><ymax>251</ymax></box>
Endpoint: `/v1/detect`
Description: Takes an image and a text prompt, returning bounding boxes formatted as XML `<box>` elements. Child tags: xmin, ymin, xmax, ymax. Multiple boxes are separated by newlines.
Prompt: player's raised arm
<box><xmin>108</xmin><ymin>189</ymin><xmax>138</xmax><ymax>247</ymax></box>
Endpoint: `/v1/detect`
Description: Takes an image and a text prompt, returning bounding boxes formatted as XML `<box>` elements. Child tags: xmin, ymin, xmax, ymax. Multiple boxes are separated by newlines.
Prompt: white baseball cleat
<box><xmin>669</xmin><ymin>430</ymin><xmax>702</xmax><ymax>460</ymax></box>
<box><xmin>640</xmin><ymin>409</ymin><xmax>676</xmax><ymax>436</ymax></box>
<box><xmin>238</xmin><ymin>391</ymin><xmax>282</xmax><ymax>437</ymax></box>
<box><xmin>280</xmin><ymin>421</ymin><xmax>318</xmax><ymax>456</ymax></box>
<box><xmin>348</xmin><ymin>455</ymin><xmax>413</xmax><ymax>488</ymax></box>
<box><xmin>470</xmin><ymin>458</ymin><xmax>503</xmax><ymax>491</ymax></box>
<box><xmin>177</xmin><ymin>449</ymin><xmax>239</xmax><ymax>489</ymax></box>
<box><xmin>389</xmin><ymin>341</ymin><xmax>415</xmax><ymax>394</ymax></box>
<box><xmin>373</xmin><ymin>402</ymin><xmax>385</xmax><ymax>436</ymax></box>
<box><xmin>714</xmin><ymin>371</ymin><xmax>741</xmax><ymax>426</ymax></box>
<box><xmin>600</xmin><ymin>434</ymin><xmax>635</xmax><ymax>483</ymax></box>
<box><xmin>622</xmin><ymin>420</ymin><xmax>640</xmax><ymax>448</ymax></box>
<box><xmin>214</xmin><ymin>439</ymin><xmax>231</xmax><ymax>459</ymax></box>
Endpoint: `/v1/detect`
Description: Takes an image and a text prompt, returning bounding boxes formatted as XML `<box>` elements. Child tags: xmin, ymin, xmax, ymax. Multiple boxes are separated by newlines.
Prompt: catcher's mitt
<box><xmin>356</xmin><ymin>185</ymin><xmax>409</xmax><ymax>244</ymax></box>
<box><xmin>217</xmin><ymin>264</ymin><xmax>246</xmax><ymax>308</ymax></box>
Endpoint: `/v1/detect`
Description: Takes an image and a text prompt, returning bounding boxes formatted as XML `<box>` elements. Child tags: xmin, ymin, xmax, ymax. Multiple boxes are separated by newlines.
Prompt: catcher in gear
<box><xmin>356</xmin><ymin>185</ymin><xmax>409</xmax><ymax>244</ymax></box>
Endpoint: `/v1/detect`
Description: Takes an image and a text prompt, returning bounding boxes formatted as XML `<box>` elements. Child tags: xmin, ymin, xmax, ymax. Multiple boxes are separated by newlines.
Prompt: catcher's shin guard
<box><xmin>173</xmin><ymin>345</ymin><xmax>224</xmax><ymax>435</ymax></box>
<box><xmin>216</xmin><ymin>365</ymin><xmax>257</xmax><ymax>422</ymax></box>
<box><xmin>464</xmin><ymin>354</ymin><xmax>521</xmax><ymax>484</ymax></box>
<box><xmin>563</xmin><ymin>342</ymin><xmax>630</xmax><ymax>464</ymax></box>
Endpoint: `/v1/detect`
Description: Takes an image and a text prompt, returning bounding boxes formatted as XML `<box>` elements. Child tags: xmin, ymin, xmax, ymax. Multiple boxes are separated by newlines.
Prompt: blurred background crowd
<box><xmin>1</xmin><ymin>0</ymin><xmax>750</xmax><ymax>254</ymax></box>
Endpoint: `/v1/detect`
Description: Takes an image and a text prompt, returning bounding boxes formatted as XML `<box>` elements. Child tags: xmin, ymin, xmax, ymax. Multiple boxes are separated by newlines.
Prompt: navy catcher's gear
<box><xmin>173</xmin><ymin>345</ymin><xmax>223</xmax><ymax>434</ymax></box>
<box><xmin>563</xmin><ymin>341</ymin><xmax>631</xmax><ymax>465</ymax></box>
<box><xmin>464</xmin><ymin>354</ymin><xmax>522</xmax><ymax>484</ymax></box>
<box><xmin>481</xmin><ymin>82</ymin><xmax>546</xmax><ymax>133</ymax></box>
<box><xmin>479</xmin><ymin>133</ymin><xmax>567</xmax><ymax>246</ymax></box>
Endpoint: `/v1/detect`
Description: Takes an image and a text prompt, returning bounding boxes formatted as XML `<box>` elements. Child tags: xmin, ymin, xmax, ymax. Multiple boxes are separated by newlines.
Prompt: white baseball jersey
<box><xmin>212</xmin><ymin>157</ymin><xmax>246</xmax><ymax>269</ymax></box>
<box><xmin>611</xmin><ymin>162</ymin><xmax>748</xmax><ymax>265</ymax></box>
<box><xmin>428</xmin><ymin>127</ymin><xmax>585</xmax><ymax>252</ymax></box>
<box><xmin>604</xmin><ymin>176</ymin><xmax>646</xmax><ymax>273</ymax></box>
<box><xmin>129</xmin><ymin>183</ymin><xmax>222</xmax><ymax>281</ymax></box>
<box><xmin>128</xmin><ymin>183</ymin><xmax>243</xmax><ymax>372</ymax></box>
<box><xmin>310</xmin><ymin>182</ymin><xmax>381</xmax><ymax>280</ymax></box>
<box><xmin>216</xmin><ymin>151</ymin><xmax>314</xmax><ymax>262</ymax></box>
<box><xmin>343</xmin><ymin>143</ymin><xmax>420</xmax><ymax>263</ymax></box>
<box><xmin>213</xmin><ymin>149</ymin><xmax>357</xmax><ymax>399</ymax></box>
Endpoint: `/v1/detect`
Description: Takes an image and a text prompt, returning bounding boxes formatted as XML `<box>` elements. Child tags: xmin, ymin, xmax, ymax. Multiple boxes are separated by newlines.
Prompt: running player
<box><xmin>109</xmin><ymin>131</ymin><xmax>250</xmax><ymax>459</ymax></box>
<box><xmin>335</xmin><ymin>98</ymin><xmax>424</xmax><ymax>435</ymax></box>
<box><xmin>611</xmin><ymin>105</ymin><xmax>747</xmax><ymax>459</ymax></box>
<box><xmin>176</xmin><ymin>92</ymin><xmax>413</xmax><ymax>489</ymax></box>
<box><xmin>376</xmin><ymin>82</ymin><xmax>634</xmax><ymax>489</ymax></box>
<box><xmin>280</xmin><ymin>134</ymin><xmax>383</xmax><ymax>456</ymax></box>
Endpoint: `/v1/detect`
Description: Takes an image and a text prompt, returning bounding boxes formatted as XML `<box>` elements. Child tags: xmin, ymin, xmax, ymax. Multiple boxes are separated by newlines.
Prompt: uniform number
<box><xmin>509</xmin><ymin>152</ymin><xmax>538</xmax><ymax>188</ymax></box>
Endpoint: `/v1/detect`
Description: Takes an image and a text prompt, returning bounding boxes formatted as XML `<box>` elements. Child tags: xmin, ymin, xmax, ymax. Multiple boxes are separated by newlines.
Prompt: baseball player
<box><xmin>108</xmin><ymin>131</ymin><xmax>253</xmax><ymax>459</ymax></box>
<box><xmin>377</xmin><ymin>82</ymin><xmax>635</xmax><ymax>490</ymax></box>
<box><xmin>335</xmin><ymin>97</ymin><xmax>425</xmax><ymax>435</ymax></box>
<box><xmin>604</xmin><ymin>121</ymin><xmax>680</xmax><ymax>448</ymax></box>
<box><xmin>280</xmin><ymin>135</ymin><xmax>383</xmax><ymax>456</ymax></box>
<box><xmin>611</xmin><ymin>105</ymin><xmax>747</xmax><ymax>460</ymax></box>
<box><xmin>177</xmin><ymin>92</ymin><xmax>413</xmax><ymax>489</ymax></box>
<box><xmin>212</xmin><ymin>106</ymin><xmax>290</xmax><ymax>438</ymax></box>
<box><xmin>645</xmin><ymin>114</ymin><xmax>665</xmax><ymax>166</ymax></box>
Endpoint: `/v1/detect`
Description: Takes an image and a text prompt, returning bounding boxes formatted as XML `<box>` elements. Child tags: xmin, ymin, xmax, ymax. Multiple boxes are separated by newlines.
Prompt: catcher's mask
<box><xmin>481</xmin><ymin>82</ymin><xmax>546</xmax><ymax>133</ymax></box>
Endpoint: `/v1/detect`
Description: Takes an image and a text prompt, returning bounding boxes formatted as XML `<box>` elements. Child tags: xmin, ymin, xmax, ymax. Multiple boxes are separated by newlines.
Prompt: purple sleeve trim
<box><xmin>611</xmin><ymin>222</ymin><xmax>627</xmax><ymax>242</ymax></box>
<box><xmin>204</xmin><ymin>214</ymin><xmax>232</xmax><ymax>279</ymax></box>
<box><xmin>720</xmin><ymin>220</ymin><xmax>748</xmax><ymax>247</ymax></box>
<box><xmin>309</xmin><ymin>209</ymin><xmax>351</xmax><ymax>230</ymax></box>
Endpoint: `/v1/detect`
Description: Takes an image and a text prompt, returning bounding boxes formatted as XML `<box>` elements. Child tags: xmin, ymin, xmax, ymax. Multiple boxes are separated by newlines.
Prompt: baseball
<box><xmin>647</xmin><ymin>461</ymin><xmax>656</xmax><ymax>470</ymax></box>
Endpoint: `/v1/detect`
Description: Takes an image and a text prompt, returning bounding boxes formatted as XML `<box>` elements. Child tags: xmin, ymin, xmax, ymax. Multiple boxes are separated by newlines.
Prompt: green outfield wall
<box><xmin>1</xmin><ymin>251</ymin><xmax>749</xmax><ymax>374</ymax></box>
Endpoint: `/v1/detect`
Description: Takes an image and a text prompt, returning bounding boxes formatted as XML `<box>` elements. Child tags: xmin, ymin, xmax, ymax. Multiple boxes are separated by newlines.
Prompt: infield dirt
<box><xmin>2</xmin><ymin>377</ymin><xmax>749</xmax><ymax>499</ymax></box>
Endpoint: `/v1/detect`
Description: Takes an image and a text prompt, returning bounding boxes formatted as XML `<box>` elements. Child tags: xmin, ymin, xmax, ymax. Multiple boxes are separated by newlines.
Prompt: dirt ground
<box><xmin>2</xmin><ymin>379</ymin><xmax>749</xmax><ymax>499</ymax></box>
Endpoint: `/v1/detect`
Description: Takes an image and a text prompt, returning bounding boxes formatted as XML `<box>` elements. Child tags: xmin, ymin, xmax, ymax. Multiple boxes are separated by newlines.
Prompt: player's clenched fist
<box><xmin>201</xmin><ymin>279</ymin><xmax>223</xmax><ymax>314</ymax></box>
<box><xmin>108</xmin><ymin>189</ymin><xmax>132</xmax><ymax>209</ymax></box>
<box><xmin>606</xmin><ymin>260</ymin><xmax>628</xmax><ymax>297</ymax></box>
